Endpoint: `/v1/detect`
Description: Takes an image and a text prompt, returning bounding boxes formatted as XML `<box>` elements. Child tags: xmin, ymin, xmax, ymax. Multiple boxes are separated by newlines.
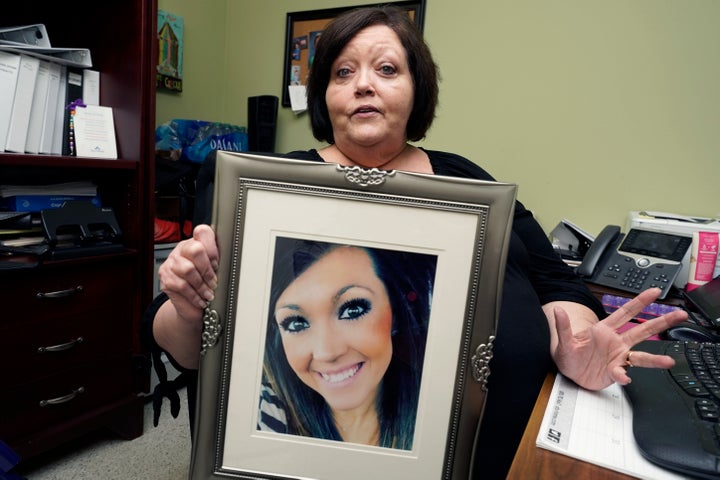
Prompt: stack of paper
<box><xmin>0</xmin><ymin>181</ymin><xmax>97</xmax><ymax>197</ymax></box>
<box><xmin>0</xmin><ymin>181</ymin><xmax>100</xmax><ymax>212</ymax></box>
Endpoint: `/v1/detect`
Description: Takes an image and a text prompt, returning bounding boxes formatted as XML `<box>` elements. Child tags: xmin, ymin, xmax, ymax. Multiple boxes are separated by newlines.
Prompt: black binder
<box><xmin>60</xmin><ymin>67</ymin><xmax>84</xmax><ymax>156</ymax></box>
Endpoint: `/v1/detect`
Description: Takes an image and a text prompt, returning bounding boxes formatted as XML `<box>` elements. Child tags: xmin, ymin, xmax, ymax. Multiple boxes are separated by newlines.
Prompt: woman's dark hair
<box><xmin>306</xmin><ymin>6</ymin><xmax>439</xmax><ymax>144</ymax></box>
<box><xmin>262</xmin><ymin>237</ymin><xmax>436</xmax><ymax>450</ymax></box>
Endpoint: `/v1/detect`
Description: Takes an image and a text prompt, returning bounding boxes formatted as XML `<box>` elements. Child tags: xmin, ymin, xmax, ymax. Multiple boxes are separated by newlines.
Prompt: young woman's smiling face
<box><xmin>274</xmin><ymin>246</ymin><xmax>393</xmax><ymax>413</ymax></box>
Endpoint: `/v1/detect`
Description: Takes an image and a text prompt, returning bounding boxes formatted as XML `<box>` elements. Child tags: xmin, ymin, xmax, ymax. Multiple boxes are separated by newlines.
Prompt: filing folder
<box><xmin>0</xmin><ymin>45</ymin><xmax>92</xmax><ymax>69</ymax></box>
<box><xmin>0</xmin><ymin>24</ymin><xmax>51</xmax><ymax>48</ymax></box>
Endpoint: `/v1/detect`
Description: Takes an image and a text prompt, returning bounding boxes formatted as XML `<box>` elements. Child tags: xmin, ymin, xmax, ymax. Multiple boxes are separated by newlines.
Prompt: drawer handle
<box><xmin>36</xmin><ymin>285</ymin><xmax>84</xmax><ymax>299</ymax></box>
<box><xmin>39</xmin><ymin>387</ymin><xmax>85</xmax><ymax>407</ymax></box>
<box><xmin>37</xmin><ymin>336</ymin><xmax>84</xmax><ymax>354</ymax></box>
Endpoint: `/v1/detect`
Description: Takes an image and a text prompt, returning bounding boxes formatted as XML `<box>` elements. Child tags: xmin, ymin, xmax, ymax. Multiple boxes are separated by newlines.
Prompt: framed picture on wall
<box><xmin>188</xmin><ymin>151</ymin><xmax>517</xmax><ymax>479</ymax></box>
<box><xmin>281</xmin><ymin>1</ymin><xmax>426</xmax><ymax>107</ymax></box>
<box><xmin>157</xmin><ymin>9</ymin><xmax>184</xmax><ymax>92</ymax></box>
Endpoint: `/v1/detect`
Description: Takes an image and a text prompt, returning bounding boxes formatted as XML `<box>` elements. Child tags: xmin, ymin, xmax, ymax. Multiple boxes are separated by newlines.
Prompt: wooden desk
<box><xmin>505</xmin><ymin>284</ymin><xmax>688</xmax><ymax>478</ymax></box>
<box><xmin>506</xmin><ymin>372</ymin><xmax>636</xmax><ymax>480</ymax></box>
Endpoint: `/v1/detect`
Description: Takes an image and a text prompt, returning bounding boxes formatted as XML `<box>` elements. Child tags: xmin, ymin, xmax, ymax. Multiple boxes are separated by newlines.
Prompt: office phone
<box><xmin>577</xmin><ymin>225</ymin><xmax>692</xmax><ymax>299</ymax></box>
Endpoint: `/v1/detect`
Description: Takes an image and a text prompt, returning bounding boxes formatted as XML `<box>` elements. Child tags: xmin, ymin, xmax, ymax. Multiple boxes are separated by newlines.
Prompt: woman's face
<box><xmin>325</xmin><ymin>25</ymin><xmax>414</xmax><ymax>152</ymax></box>
<box><xmin>274</xmin><ymin>246</ymin><xmax>393</xmax><ymax>413</ymax></box>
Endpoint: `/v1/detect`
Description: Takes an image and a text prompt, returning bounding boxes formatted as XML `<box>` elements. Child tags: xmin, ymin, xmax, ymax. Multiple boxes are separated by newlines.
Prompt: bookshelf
<box><xmin>0</xmin><ymin>0</ymin><xmax>156</xmax><ymax>460</ymax></box>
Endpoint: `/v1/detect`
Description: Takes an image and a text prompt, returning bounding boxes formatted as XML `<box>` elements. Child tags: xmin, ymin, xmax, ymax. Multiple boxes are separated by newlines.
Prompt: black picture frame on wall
<box><xmin>281</xmin><ymin>1</ymin><xmax>426</xmax><ymax>108</ymax></box>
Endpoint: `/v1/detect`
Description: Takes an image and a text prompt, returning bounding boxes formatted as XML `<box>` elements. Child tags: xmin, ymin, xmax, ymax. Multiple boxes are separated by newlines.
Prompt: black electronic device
<box><xmin>577</xmin><ymin>225</ymin><xmax>692</xmax><ymax>299</ymax></box>
<box><xmin>685</xmin><ymin>275</ymin><xmax>720</xmax><ymax>328</ymax></box>
<box><xmin>247</xmin><ymin>95</ymin><xmax>278</xmax><ymax>153</ymax></box>
<box><xmin>663</xmin><ymin>321</ymin><xmax>720</xmax><ymax>343</ymax></box>
<box><xmin>624</xmin><ymin>341</ymin><xmax>720</xmax><ymax>480</ymax></box>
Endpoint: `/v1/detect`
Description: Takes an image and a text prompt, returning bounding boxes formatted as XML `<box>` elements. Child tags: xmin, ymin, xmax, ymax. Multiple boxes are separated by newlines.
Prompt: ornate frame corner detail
<box><xmin>200</xmin><ymin>306</ymin><xmax>222</xmax><ymax>355</ymax></box>
<box><xmin>471</xmin><ymin>335</ymin><xmax>495</xmax><ymax>390</ymax></box>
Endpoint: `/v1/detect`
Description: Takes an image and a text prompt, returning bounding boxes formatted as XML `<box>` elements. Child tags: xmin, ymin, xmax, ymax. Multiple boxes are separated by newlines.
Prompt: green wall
<box><xmin>156</xmin><ymin>0</ymin><xmax>228</xmax><ymax>123</ymax></box>
<box><xmin>157</xmin><ymin>0</ymin><xmax>719</xmax><ymax>235</ymax></box>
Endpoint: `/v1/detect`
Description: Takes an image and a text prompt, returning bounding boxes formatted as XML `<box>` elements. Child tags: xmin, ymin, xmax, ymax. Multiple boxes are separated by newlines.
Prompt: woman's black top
<box><xmin>141</xmin><ymin>148</ymin><xmax>605</xmax><ymax>480</ymax></box>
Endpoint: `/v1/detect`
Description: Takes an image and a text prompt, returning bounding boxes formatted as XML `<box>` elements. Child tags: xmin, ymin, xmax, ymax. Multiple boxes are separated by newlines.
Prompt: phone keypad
<box><xmin>589</xmin><ymin>250</ymin><xmax>682</xmax><ymax>300</ymax></box>
<box><xmin>602</xmin><ymin>261</ymin><xmax>672</xmax><ymax>292</ymax></box>
<box><xmin>621</xmin><ymin>266</ymin><xmax>651</xmax><ymax>290</ymax></box>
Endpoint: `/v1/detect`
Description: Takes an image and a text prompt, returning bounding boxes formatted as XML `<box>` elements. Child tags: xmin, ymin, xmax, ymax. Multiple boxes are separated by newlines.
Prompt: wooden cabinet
<box><xmin>0</xmin><ymin>0</ymin><xmax>156</xmax><ymax>460</ymax></box>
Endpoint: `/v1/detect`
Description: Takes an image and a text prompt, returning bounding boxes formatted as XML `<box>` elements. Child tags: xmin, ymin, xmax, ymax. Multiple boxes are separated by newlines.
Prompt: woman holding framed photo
<box><xmin>146</xmin><ymin>6</ymin><xmax>687</xmax><ymax>478</ymax></box>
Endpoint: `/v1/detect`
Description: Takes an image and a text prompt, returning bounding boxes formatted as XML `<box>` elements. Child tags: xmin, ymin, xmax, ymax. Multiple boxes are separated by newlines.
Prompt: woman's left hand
<box><xmin>551</xmin><ymin>287</ymin><xmax>688</xmax><ymax>391</ymax></box>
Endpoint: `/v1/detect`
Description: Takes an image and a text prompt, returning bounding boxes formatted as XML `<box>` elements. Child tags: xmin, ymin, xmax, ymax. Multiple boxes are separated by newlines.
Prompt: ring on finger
<box><xmin>625</xmin><ymin>351</ymin><xmax>635</xmax><ymax>368</ymax></box>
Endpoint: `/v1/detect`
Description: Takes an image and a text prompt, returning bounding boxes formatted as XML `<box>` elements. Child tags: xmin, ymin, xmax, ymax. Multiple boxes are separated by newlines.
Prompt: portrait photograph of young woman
<box><xmin>257</xmin><ymin>236</ymin><xmax>438</xmax><ymax>450</ymax></box>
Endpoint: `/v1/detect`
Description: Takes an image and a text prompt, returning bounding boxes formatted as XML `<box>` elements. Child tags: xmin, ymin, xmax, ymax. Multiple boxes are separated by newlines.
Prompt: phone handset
<box><xmin>576</xmin><ymin>225</ymin><xmax>622</xmax><ymax>277</ymax></box>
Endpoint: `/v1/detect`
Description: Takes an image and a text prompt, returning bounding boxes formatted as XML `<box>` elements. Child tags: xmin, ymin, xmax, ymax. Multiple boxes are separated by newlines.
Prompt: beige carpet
<box><xmin>14</xmin><ymin>388</ymin><xmax>191</xmax><ymax>480</ymax></box>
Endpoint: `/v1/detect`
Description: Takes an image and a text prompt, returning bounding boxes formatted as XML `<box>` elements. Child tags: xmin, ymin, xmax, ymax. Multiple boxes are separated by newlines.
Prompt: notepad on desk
<box><xmin>536</xmin><ymin>374</ymin><xmax>688</xmax><ymax>480</ymax></box>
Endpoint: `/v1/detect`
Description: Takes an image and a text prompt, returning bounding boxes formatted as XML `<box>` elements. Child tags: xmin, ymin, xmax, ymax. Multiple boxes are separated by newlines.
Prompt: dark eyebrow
<box><xmin>274</xmin><ymin>304</ymin><xmax>301</xmax><ymax>322</ymax></box>
<box><xmin>275</xmin><ymin>283</ymin><xmax>377</xmax><ymax>316</ymax></box>
<box><xmin>334</xmin><ymin>284</ymin><xmax>374</xmax><ymax>304</ymax></box>
<box><xmin>277</xmin><ymin>304</ymin><xmax>301</xmax><ymax>311</ymax></box>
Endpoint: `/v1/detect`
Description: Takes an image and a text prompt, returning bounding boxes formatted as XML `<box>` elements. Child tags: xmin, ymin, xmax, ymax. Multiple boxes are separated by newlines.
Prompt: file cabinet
<box><xmin>0</xmin><ymin>0</ymin><xmax>156</xmax><ymax>460</ymax></box>
<box><xmin>0</xmin><ymin>255</ymin><xmax>139</xmax><ymax>450</ymax></box>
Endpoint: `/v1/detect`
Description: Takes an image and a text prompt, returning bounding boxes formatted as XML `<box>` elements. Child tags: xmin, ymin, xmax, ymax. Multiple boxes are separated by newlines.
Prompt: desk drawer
<box><xmin>2</xmin><ymin>260</ymin><xmax>134</xmax><ymax>318</ymax></box>
<box><xmin>1</xmin><ymin>317</ymin><xmax>132</xmax><ymax>385</ymax></box>
<box><xmin>0</xmin><ymin>261</ymin><xmax>134</xmax><ymax>385</ymax></box>
<box><xmin>0</xmin><ymin>359</ymin><xmax>134</xmax><ymax>441</ymax></box>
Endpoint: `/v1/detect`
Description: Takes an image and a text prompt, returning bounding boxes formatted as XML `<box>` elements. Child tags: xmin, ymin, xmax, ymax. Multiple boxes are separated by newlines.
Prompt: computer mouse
<box><xmin>663</xmin><ymin>322</ymin><xmax>719</xmax><ymax>343</ymax></box>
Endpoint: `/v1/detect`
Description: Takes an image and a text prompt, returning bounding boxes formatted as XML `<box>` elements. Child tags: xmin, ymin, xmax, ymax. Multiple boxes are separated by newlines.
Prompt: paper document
<box><xmin>288</xmin><ymin>85</ymin><xmax>307</xmax><ymax>114</ymax></box>
<box><xmin>73</xmin><ymin>105</ymin><xmax>117</xmax><ymax>159</ymax></box>
<box><xmin>536</xmin><ymin>374</ymin><xmax>689</xmax><ymax>480</ymax></box>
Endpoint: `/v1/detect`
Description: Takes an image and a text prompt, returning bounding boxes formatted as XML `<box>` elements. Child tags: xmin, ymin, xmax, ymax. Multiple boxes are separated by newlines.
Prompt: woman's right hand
<box><xmin>158</xmin><ymin>224</ymin><xmax>220</xmax><ymax>324</ymax></box>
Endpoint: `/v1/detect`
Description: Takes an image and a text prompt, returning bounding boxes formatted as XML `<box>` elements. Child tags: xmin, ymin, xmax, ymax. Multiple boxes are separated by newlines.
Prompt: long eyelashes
<box><xmin>277</xmin><ymin>298</ymin><xmax>372</xmax><ymax>333</ymax></box>
<box><xmin>279</xmin><ymin>316</ymin><xmax>309</xmax><ymax>333</ymax></box>
<box><xmin>339</xmin><ymin>298</ymin><xmax>371</xmax><ymax>320</ymax></box>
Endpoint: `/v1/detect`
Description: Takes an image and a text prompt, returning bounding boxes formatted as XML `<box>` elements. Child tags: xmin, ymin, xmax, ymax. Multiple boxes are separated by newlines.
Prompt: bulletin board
<box><xmin>281</xmin><ymin>1</ymin><xmax>425</xmax><ymax>107</ymax></box>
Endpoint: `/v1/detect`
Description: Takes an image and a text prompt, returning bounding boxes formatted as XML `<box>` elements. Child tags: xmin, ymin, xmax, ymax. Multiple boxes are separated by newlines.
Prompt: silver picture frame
<box><xmin>189</xmin><ymin>151</ymin><xmax>517</xmax><ymax>480</ymax></box>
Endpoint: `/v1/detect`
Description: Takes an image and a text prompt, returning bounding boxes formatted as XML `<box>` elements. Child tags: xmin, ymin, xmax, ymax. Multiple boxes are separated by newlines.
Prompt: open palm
<box><xmin>552</xmin><ymin>288</ymin><xmax>687</xmax><ymax>391</ymax></box>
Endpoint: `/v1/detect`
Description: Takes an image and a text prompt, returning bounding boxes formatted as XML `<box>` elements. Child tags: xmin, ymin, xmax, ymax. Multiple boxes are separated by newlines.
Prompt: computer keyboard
<box><xmin>624</xmin><ymin>340</ymin><xmax>720</xmax><ymax>479</ymax></box>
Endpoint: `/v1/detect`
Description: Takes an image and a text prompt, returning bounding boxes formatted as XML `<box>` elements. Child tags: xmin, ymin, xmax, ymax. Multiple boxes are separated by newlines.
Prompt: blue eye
<box><xmin>380</xmin><ymin>65</ymin><xmax>396</xmax><ymax>75</ymax></box>
<box><xmin>339</xmin><ymin>298</ymin><xmax>371</xmax><ymax>320</ymax></box>
<box><xmin>280</xmin><ymin>316</ymin><xmax>309</xmax><ymax>333</ymax></box>
<box><xmin>337</xmin><ymin>68</ymin><xmax>351</xmax><ymax>78</ymax></box>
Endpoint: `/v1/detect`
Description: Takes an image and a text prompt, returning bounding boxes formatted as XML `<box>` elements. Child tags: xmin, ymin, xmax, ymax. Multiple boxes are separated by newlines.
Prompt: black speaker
<box><xmin>247</xmin><ymin>95</ymin><xmax>278</xmax><ymax>153</ymax></box>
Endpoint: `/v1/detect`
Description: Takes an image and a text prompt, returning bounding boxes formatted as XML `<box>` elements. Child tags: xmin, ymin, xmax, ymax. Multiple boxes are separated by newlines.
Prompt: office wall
<box><xmin>157</xmin><ymin>0</ymin><xmax>720</xmax><ymax>235</ymax></box>
<box><xmin>155</xmin><ymin>0</ymin><xmax>229</xmax><ymax>124</ymax></box>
